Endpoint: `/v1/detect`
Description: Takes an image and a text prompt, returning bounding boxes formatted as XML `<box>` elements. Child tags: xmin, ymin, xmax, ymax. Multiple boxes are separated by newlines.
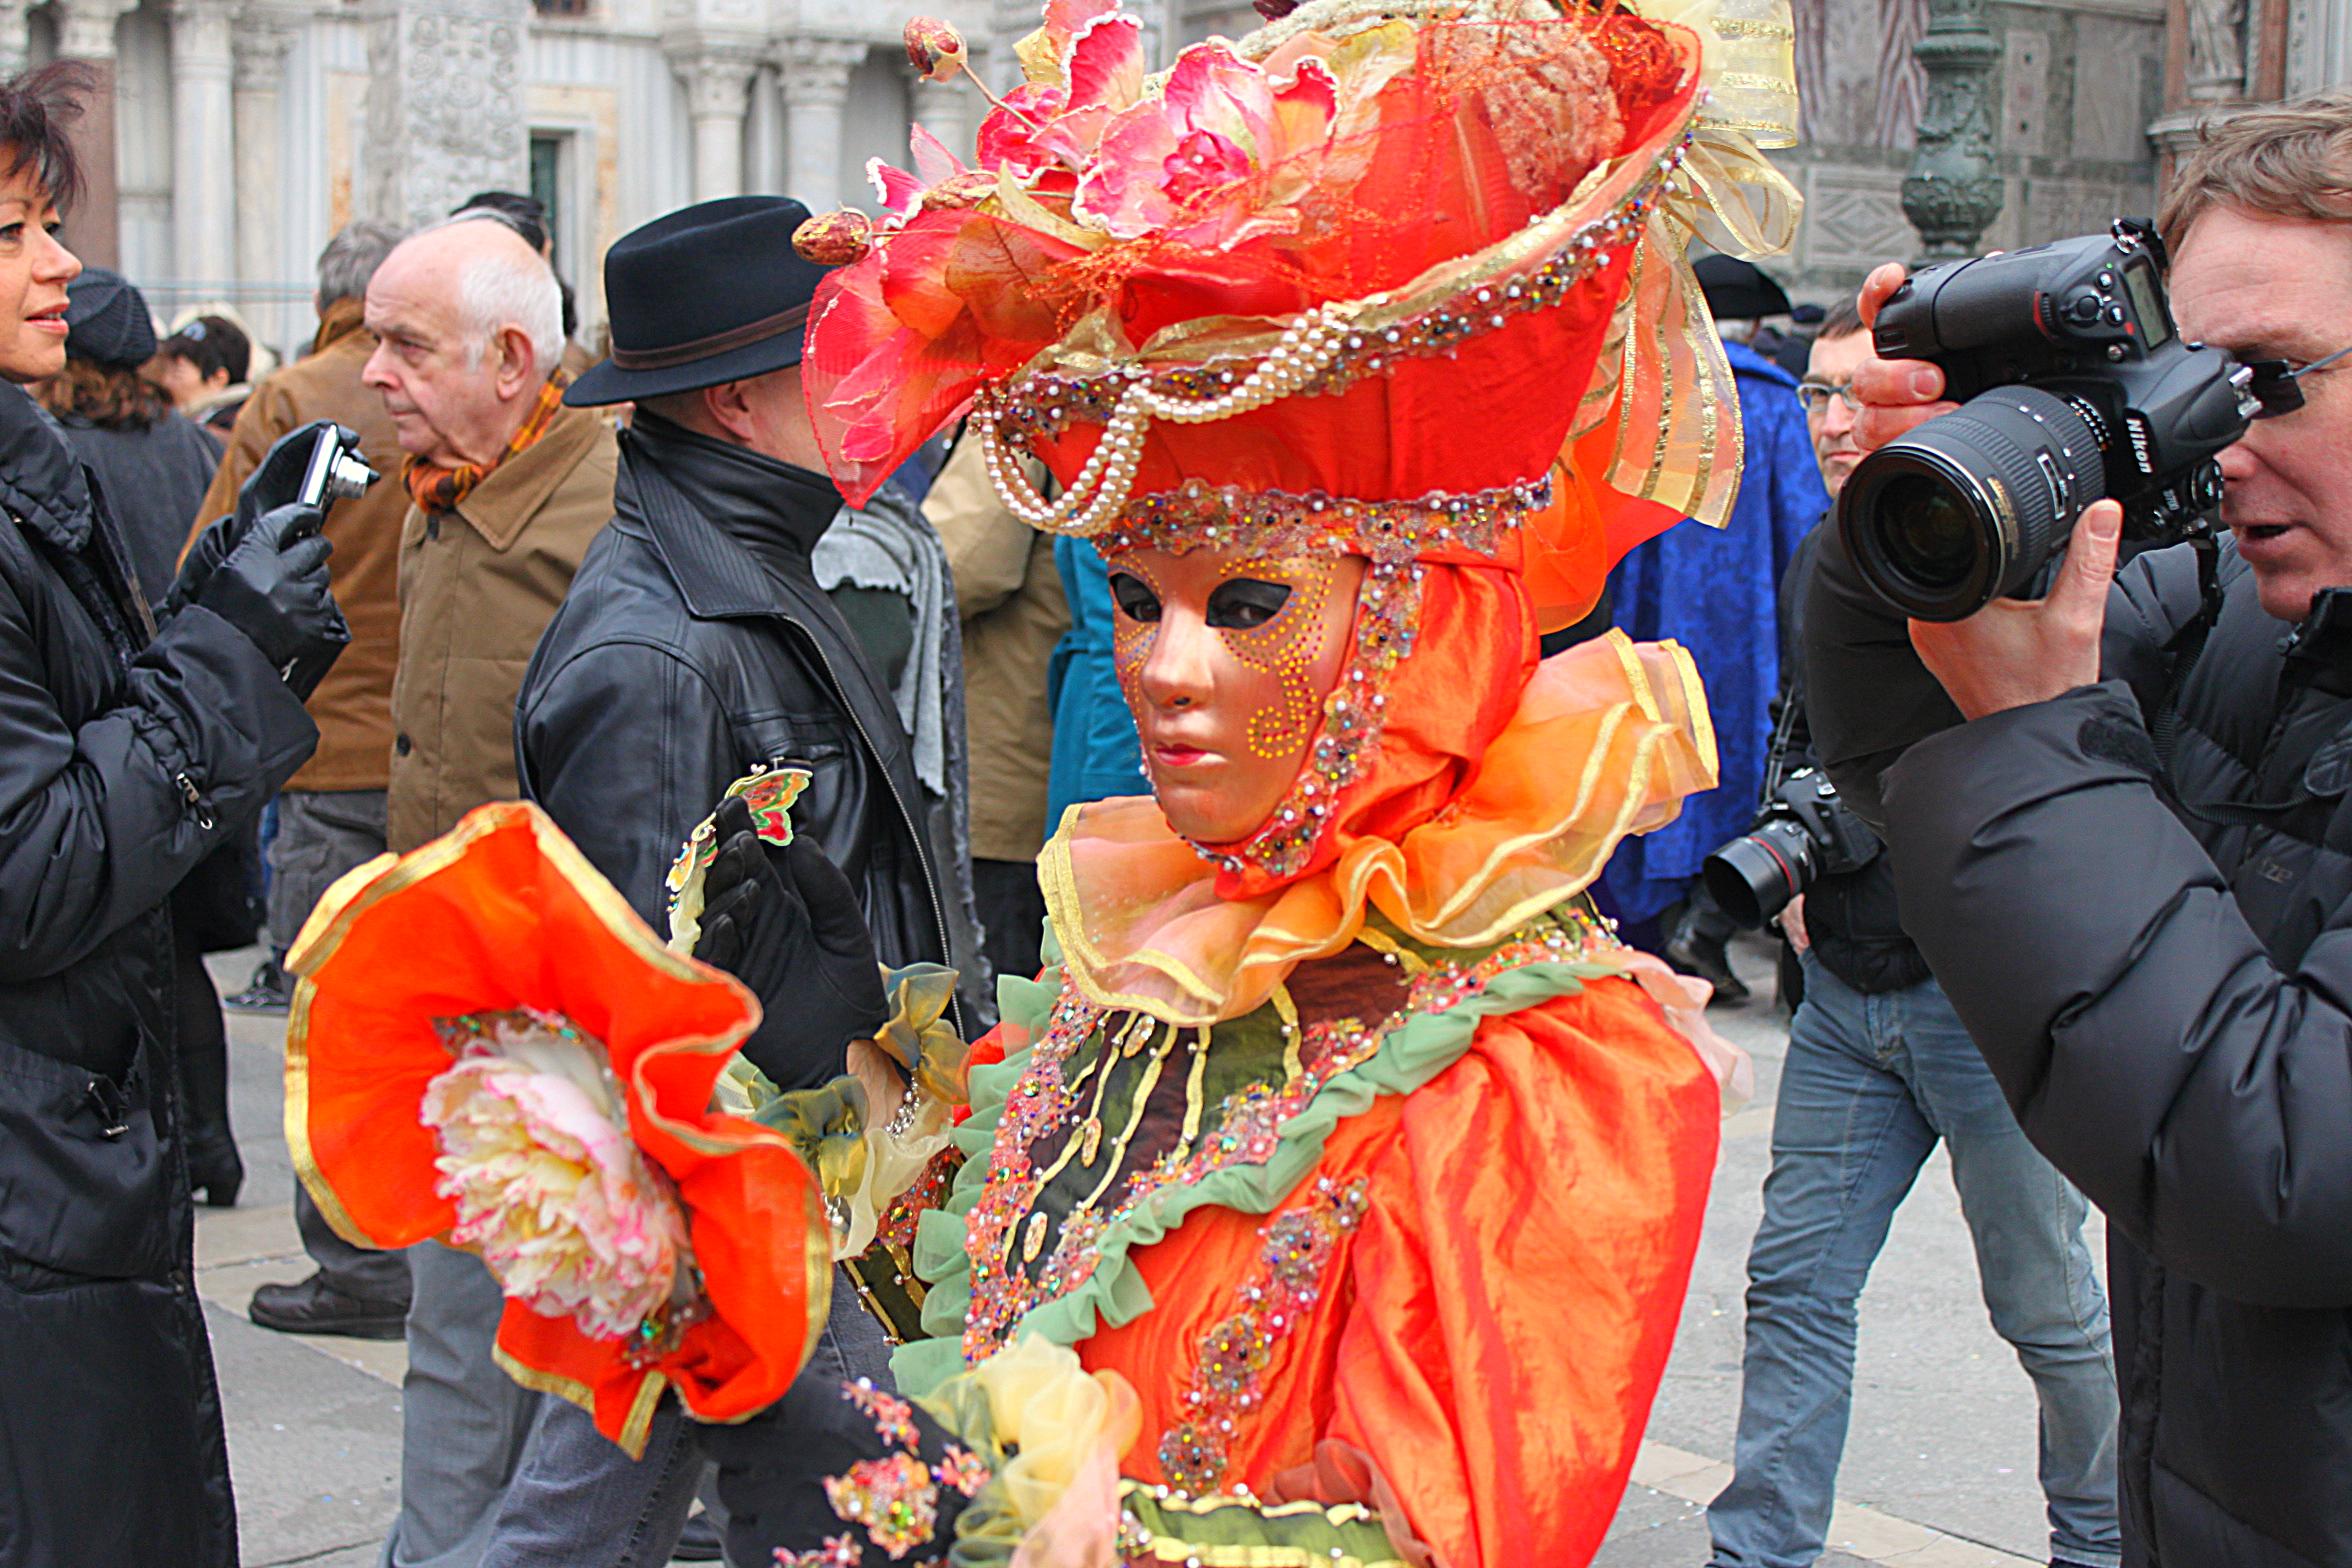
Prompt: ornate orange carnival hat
<box><xmin>799</xmin><ymin>0</ymin><xmax>1796</xmax><ymax>889</ymax></box>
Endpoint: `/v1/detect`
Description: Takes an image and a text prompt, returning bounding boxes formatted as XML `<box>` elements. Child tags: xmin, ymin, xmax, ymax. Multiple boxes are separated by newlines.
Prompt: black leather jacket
<box><xmin>1811</xmin><ymin>533</ymin><xmax>2352</xmax><ymax>1566</ymax></box>
<box><xmin>0</xmin><ymin>386</ymin><xmax>316</xmax><ymax>1565</ymax></box>
<box><xmin>517</xmin><ymin>414</ymin><xmax>957</xmax><ymax>1074</ymax></box>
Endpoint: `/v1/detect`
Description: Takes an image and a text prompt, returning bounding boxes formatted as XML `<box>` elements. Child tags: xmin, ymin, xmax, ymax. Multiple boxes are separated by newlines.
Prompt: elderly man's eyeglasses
<box><xmin>1795</xmin><ymin>380</ymin><xmax>1861</xmax><ymax>415</ymax></box>
<box><xmin>2243</xmin><ymin>342</ymin><xmax>2352</xmax><ymax>419</ymax></box>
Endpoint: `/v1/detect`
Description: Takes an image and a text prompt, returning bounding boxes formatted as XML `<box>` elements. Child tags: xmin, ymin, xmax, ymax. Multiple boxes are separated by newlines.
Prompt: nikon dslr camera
<box><xmin>1839</xmin><ymin>219</ymin><xmax>2260</xmax><ymax>621</ymax></box>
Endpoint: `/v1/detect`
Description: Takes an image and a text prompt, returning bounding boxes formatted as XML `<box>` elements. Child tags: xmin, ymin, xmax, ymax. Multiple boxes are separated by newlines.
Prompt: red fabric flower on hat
<box><xmin>286</xmin><ymin>802</ymin><xmax>831</xmax><ymax>1456</ymax></box>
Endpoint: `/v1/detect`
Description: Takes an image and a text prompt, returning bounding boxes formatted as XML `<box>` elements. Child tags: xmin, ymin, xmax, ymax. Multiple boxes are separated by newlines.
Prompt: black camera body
<box><xmin>1703</xmin><ymin>768</ymin><xmax>1881</xmax><ymax>930</ymax></box>
<box><xmin>1840</xmin><ymin>219</ymin><xmax>2259</xmax><ymax>621</ymax></box>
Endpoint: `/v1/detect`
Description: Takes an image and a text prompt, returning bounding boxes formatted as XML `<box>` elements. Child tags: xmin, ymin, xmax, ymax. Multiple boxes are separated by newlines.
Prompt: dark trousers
<box><xmin>972</xmin><ymin>857</ymin><xmax>1047</xmax><ymax>986</ymax></box>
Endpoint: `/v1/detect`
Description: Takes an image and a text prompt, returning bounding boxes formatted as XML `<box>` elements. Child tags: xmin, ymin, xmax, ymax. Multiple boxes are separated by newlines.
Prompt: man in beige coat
<box><xmin>349</xmin><ymin>213</ymin><xmax>620</xmax><ymax>1568</ymax></box>
<box><xmin>924</xmin><ymin>435</ymin><xmax>1068</xmax><ymax>982</ymax></box>
<box><xmin>202</xmin><ymin>221</ymin><xmax>428</xmax><ymax>1340</ymax></box>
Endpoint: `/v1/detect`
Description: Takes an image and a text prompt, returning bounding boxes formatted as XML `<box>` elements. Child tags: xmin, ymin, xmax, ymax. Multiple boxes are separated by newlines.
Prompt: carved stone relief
<box><xmin>363</xmin><ymin>0</ymin><xmax>529</xmax><ymax>227</ymax></box>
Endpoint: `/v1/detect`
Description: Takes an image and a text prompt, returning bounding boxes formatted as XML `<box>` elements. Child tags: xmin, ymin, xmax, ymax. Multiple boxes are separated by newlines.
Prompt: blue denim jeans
<box><xmin>476</xmin><ymin>1268</ymin><xmax>890</xmax><ymax>1568</ymax></box>
<box><xmin>1707</xmin><ymin>957</ymin><xmax>2121</xmax><ymax>1568</ymax></box>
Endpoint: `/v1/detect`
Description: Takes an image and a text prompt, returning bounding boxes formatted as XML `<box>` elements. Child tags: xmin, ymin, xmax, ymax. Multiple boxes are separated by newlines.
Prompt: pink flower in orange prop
<box><xmin>286</xmin><ymin>802</ymin><xmax>830</xmax><ymax>1456</ymax></box>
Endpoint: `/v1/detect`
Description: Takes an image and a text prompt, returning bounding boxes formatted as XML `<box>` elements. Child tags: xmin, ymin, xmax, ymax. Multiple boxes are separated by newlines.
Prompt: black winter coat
<box><xmin>1809</xmin><ymin>533</ymin><xmax>2352</xmax><ymax>1567</ymax></box>
<box><xmin>517</xmin><ymin>414</ymin><xmax>956</xmax><ymax>1087</ymax></box>
<box><xmin>0</xmin><ymin>388</ymin><xmax>316</xmax><ymax>1565</ymax></box>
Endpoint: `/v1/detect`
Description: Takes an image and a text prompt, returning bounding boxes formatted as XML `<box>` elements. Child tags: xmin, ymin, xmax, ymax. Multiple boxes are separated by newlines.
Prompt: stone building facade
<box><xmin>6</xmin><ymin>0</ymin><xmax>2342</xmax><ymax>356</ymax></box>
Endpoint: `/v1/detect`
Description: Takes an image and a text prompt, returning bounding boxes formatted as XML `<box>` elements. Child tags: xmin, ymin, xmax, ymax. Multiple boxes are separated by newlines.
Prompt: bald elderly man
<box><xmin>352</xmin><ymin>213</ymin><xmax>620</xmax><ymax>1568</ymax></box>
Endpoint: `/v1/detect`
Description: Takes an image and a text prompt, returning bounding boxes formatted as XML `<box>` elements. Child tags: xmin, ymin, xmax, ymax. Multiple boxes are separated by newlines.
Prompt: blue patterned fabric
<box><xmin>1601</xmin><ymin>338</ymin><xmax>1829</xmax><ymax>925</ymax></box>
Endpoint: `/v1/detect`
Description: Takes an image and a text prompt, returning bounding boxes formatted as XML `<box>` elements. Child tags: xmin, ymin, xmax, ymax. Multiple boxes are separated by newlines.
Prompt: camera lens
<box><xmin>1703</xmin><ymin>819</ymin><xmax>1817</xmax><ymax>930</ymax></box>
<box><xmin>1877</xmin><ymin>477</ymin><xmax>1981</xmax><ymax>587</ymax></box>
<box><xmin>1840</xmin><ymin>385</ymin><xmax>2107</xmax><ymax>621</ymax></box>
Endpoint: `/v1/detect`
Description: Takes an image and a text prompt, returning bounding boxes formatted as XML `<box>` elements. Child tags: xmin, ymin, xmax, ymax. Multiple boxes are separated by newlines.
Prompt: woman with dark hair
<box><xmin>38</xmin><ymin>265</ymin><xmax>254</xmax><ymax>1208</ymax></box>
<box><xmin>0</xmin><ymin>62</ymin><xmax>350</xmax><ymax>1565</ymax></box>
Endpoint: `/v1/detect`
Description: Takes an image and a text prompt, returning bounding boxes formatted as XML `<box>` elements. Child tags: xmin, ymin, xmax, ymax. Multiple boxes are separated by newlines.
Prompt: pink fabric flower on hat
<box><xmin>1071</xmin><ymin>42</ymin><xmax>1339</xmax><ymax>243</ymax></box>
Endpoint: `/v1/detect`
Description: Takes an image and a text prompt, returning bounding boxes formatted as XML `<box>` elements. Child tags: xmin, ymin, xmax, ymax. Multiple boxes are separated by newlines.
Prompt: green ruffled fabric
<box><xmin>892</xmin><ymin>916</ymin><xmax>1629</xmax><ymax>1396</ymax></box>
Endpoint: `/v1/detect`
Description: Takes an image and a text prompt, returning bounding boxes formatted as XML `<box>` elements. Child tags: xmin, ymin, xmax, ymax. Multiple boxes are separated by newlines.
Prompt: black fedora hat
<box><xmin>568</xmin><ymin>195</ymin><xmax>834</xmax><ymax>407</ymax></box>
<box><xmin>1692</xmin><ymin>253</ymin><xmax>1793</xmax><ymax>321</ymax></box>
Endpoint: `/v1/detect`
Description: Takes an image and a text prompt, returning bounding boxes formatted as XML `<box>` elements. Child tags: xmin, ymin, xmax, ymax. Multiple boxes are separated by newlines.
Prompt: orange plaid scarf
<box><xmin>403</xmin><ymin>372</ymin><xmax>571</xmax><ymax>515</ymax></box>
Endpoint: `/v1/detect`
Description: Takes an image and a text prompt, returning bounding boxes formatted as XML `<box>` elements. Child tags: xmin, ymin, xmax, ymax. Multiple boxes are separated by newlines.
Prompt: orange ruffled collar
<box><xmin>1039</xmin><ymin>630</ymin><xmax>1717</xmax><ymax>1026</ymax></box>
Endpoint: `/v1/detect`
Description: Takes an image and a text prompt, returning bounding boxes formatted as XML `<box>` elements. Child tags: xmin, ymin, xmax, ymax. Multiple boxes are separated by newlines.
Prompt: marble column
<box><xmin>779</xmin><ymin>37</ymin><xmax>864</xmax><ymax>213</ymax></box>
<box><xmin>0</xmin><ymin>6</ymin><xmax>29</xmax><ymax>77</ymax></box>
<box><xmin>169</xmin><ymin>0</ymin><xmax>235</xmax><ymax>291</ymax></box>
<box><xmin>361</xmin><ymin>0</ymin><xmax>528</xmax><ymax>228</ymax></box>
<box><xmin>53</xmin><ymin>0</ymin><xmax>133</xmax><ymax>268</ymax></box>
<box><xmin>671</xmin><ymin>48</ymin><xmax>758</xmax><ymax>201</ymax></box>
<box><xmin>231</xmin><ymin>18</ymin><xmax>295</xmax><ymax>302</ymax></box>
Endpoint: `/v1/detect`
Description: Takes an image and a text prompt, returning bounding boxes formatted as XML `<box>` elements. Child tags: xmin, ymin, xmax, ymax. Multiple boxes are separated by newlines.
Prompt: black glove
<box><xmin>197</xmin><ymin>501</ymin><xmax>350</xmax><ymax>698</ymax></box>
<box><xmin>168</xmin><ymin>420</ymin><xmax>362</xmax><ymax>610</ymax></box>
<box><xmin>695</xmin><ymin>796</ymin><xmax>887</xmax><ymax>1090</ymax></box>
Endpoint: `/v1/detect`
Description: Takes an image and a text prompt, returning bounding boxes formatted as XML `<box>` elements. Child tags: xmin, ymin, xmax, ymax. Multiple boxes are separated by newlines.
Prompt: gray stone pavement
<box><xmin>204</xmin><ymin>935</ymin><xmax>2096</xmax><ymax>1567</ymax></box>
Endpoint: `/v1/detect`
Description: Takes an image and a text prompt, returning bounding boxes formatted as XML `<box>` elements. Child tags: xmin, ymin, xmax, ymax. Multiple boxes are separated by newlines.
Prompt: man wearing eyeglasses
<box><xmin>1705</xmin><ymin>298</ymin><xmax>2121</xmax><ymax>1568</ymax></box>
<box><xmin>1807</xmin><ymin>91</ymin><xmax>2352</xmax><ymax>1566</ymax></box>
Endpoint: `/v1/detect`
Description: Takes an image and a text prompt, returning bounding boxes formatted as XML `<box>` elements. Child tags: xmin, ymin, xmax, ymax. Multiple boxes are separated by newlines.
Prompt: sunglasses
<box><xmin>2242</xmin><ymin>341</ymin><xmax>2352</xmax><ymax>419</ymax></box>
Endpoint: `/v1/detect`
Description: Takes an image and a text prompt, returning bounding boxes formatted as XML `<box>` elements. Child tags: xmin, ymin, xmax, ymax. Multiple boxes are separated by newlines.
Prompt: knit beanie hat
<box><xmin>64</xmin><ymin>268</ymin><xmax>160</xmax><ymax>370</ymax></box>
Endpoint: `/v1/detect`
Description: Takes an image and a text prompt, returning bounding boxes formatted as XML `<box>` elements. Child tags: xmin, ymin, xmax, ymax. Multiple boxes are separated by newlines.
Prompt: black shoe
<box><xmin>223</xmin><ymin>957</ymin><xmax>292</xmax><ymax>1016</ymax></box>
<box><xmin>671</xmin><ymin>1512</ymin><xmax>724</xmax><ymax>1563</ymax></box>
<box><xmin>248</xmin><ymin>1273</ymin><xmax>408</xmax><ymax>1339</ymax></box>
<box><xmin>1664</xmin><ymin>925</ymin><xmax>1752</xmax><ymax>1006</ymax></box>
<box><xmin>185</xmin><ymin>1136</ymin><xmax>244</xmax><ymax>1208</ymax></box>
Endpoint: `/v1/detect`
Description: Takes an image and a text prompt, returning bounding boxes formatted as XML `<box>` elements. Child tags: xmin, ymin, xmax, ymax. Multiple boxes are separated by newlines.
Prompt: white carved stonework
<box><xmin>56</xmin><ymin>0</ymin><xmax>136</xmax><ymax>61</ymax></box>
<box><xmin>362</xmin><ymin>0</ymin><xmax>529</xmax><ymax>228</ymax></box>
<box><xmin>170</xmin><ymin>0</ymin><xmax>236</xmax><ymax>288</ymax></box>
<box><xmin>2286</xmin><ymin>0</ymin><xmax>2352</xmax><ymax>94</ymax></box>
<box><xmin>2183</xmin><ymin>0</ymin><xmax>2251</xmax><ymax>101</ymax></box>
<box><xmin>231</xmin><ymin>16</ymin><xmax>297</xmax><ymax>293</ymax></box>
<box><xmin>1802</xmin><ymin>167</ymin><xmax>1916</xmax><ymax>273</ymax></box>
<box><xmin>670</xmin><ymin>48</ymin><xmax>759</xmax><ymax>199</ymax></box>
<box><xmin>0</xmin><ymin>7</ymin><xmax>28</xmax><ymax>77</ymax></box>
<box><xmin>780</xmin><ymin>36</ymin><xmax>864</xmax><ymax>212</ymax></box>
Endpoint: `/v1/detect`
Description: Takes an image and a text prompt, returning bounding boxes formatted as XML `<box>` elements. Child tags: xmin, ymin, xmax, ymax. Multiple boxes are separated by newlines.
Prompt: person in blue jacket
<box><xmin>1045</xmin><ymin>536</ymin><xmax>1150</xmax><ymax>828</ymax></box>
<box><xmin>1602</xmin><ymin>326</ymin><xmax>1827</xmax><ymax>1000</ymax></box>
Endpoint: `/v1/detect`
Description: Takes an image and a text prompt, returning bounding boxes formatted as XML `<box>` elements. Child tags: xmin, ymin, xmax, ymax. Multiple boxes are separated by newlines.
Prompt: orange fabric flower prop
<box><xmin>285</xmin><ymin>802</ymin><xmax>831</xmax><ymax>1457</ymax></box>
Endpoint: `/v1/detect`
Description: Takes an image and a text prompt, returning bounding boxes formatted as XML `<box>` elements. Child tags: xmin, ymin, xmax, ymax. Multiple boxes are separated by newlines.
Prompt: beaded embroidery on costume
<box><xmin>959</xmin><ymin>907</ymin><xmax>1626</xmax><ymax>1363</ymax></box>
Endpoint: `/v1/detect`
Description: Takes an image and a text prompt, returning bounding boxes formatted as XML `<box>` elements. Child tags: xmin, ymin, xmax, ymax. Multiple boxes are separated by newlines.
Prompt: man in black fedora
<box><xmin>456</xmin><ymin>195</ymin><xmax>961</xmax><ymax>1567</ymax></box>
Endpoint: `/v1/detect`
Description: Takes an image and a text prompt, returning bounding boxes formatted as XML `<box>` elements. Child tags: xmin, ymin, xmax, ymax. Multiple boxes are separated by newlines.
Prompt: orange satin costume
<box><xmin>1054</xmin><ymin>953</ymin><xmax>1722</xmax><ymax>1565</ymax></box>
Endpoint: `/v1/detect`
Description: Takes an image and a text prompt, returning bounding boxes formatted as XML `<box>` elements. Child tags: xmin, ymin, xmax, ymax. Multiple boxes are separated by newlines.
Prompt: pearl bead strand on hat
<box><xmin>976</xmin><ymin>300</ymin><xmax>1359</xmax><ymax>534</ymax></box>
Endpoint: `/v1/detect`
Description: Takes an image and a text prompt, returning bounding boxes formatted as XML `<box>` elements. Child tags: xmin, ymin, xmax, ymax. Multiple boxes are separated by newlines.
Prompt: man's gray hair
<box><xmin>315</xmin><ymin>220</ymin><xmax>406</xmax><ymax>308</ymax></box>
<box><xmin>433</xmin><ymin>211</ymin><xmax>565</xmax><ymax>376</ymax></box>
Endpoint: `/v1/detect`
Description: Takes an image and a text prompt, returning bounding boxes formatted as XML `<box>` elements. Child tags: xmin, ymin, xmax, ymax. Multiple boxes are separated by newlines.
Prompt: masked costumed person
<box><xmin>669</xmin><ymin>0</ymin><xmax>1799</xmax><ymax>1561</ymax></box>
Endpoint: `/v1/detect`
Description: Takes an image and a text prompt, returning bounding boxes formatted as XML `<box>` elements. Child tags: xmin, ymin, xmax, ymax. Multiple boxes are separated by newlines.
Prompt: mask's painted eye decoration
<box><xmin>1205</xmin><ymin>578</ymin><xmax>1293</xmax><ymax>630</ymax></box>
<box><xmin>1109</xmin><ymin>571</ymin><xmax>1163</xmax><ymax>624</ymax></box>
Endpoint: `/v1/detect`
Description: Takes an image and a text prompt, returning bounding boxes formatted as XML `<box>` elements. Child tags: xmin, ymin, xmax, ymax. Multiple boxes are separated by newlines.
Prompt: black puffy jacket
<box><xmin>517</xmin><ymin>414</ymin><xmax>957</xmax><ymax>1081</ymax></box>
<box><xmin>1810</xmin><ymin>533</ymin><xmax>2352</xmax><ymax>1567</ymax></box>
<box><xmin>0</xmin><ymin>389</ymin><xmax>316</xmax><ymax>1565</ymax></box>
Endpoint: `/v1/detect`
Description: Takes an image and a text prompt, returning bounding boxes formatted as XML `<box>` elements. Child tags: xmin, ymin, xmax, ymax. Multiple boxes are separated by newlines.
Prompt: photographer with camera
<box><xmin>1807</xmin><ymin>91</ymin><xmax>2352</xmax><ymax>1563</ymax></box>
<box><xmin>1702</xmin><ymin>301</ymin><xmax>2120</xmax><ymax>1568</ymax></box>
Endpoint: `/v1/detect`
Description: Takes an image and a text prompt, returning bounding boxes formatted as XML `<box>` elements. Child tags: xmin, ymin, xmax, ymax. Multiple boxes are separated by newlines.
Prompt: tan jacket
<box><xmin>191</xmin><ymin>302</ymin><xmax>409</xmax><ymax>792</ymax></box>
<box><xmin>925</xmin><ymin>437</ymin><xmax>1068</xmax><ymax>863</ymax></box>
<box><xmin>387</xmin><ymin>401</ymin><xmax>616</xmax><ymax>854</ymax></box>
